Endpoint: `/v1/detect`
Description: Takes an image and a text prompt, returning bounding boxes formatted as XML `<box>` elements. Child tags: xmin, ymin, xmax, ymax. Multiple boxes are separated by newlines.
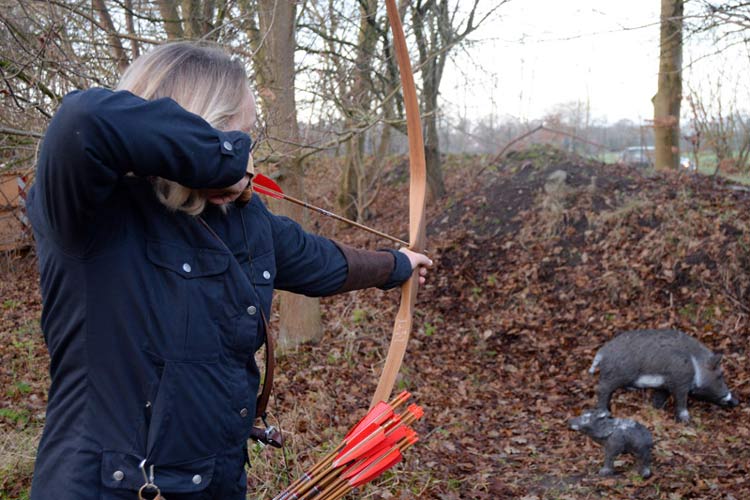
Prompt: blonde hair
<box><xmin>117</xmin><ymin>42</ymin><xmax>252</xmax><ymax>214</ymax></box>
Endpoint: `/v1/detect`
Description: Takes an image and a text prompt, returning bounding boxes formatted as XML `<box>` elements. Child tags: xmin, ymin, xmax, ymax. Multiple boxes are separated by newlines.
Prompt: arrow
<box><xmin>252</xmin><ymin>173</ymin><xmax>410</xmax><ymax>248</ymax></box>
<box><xmin>317</xmin><ymin>430</ymin><xmax>419</xmax><ymax>500</ymax></box>
<box><xmin>273</xmin><ymin>392</ymin><xmax>413</xmax><ymax>500</ymax></box>
<box><xmin>273</xmin><ymin>393</ymin><xmax>423</xmax><ymax>500</ymax></box>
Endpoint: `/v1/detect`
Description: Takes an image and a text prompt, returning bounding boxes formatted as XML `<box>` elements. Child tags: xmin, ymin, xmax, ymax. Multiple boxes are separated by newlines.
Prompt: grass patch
<box><xmin>694</xmin><ymin>163</ymin><xmax>750</xmax><ymax>185</ymax></box>
<box><xmin>0</xmin><ymin>427</ymin><xmax>41</xmax><ymax>500</ymax></box>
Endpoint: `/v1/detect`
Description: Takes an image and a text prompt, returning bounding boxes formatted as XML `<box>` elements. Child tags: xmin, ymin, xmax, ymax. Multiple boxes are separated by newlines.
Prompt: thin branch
<box><xmin>0</xmin><ymin>127</ymin><xmax>44</xmax><ymax>139</ymax></box>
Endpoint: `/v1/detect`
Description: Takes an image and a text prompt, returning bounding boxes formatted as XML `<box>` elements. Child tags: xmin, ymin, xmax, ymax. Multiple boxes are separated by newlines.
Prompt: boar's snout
<box><xmin>721</xmin><ymin>392</ymin><xmax>739</xmax><ymax>408</ymax></box>
<box><xmin>568</xmin><ymin>418</ymin><xmax>581</xmax><ymax>431</ymax></box>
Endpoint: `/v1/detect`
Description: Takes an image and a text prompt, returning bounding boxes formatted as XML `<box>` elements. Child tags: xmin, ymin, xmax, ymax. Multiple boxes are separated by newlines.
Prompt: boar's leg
<box><xmin>596</xmin><ymin>381</ymin><xmax>620</xmax><ymax>411</ymax></box>
<box><xmin>652</xmin><ymin>389</ymin><xmax>670</xmax><ymax>409</ymax></box>
<box><xmin>599</xmin><ymin>438</ymin><xmax>624</xmax><ymax>476</ymax></box>
<box><xmin>636</xmin><ymin>446</ymin><xmax>653</xmax><ymax>479</ymax></box>
<box><xmin>672</xmin><ymin>389</ymin><xmax>690</xmax><ymax>422</ymax></box>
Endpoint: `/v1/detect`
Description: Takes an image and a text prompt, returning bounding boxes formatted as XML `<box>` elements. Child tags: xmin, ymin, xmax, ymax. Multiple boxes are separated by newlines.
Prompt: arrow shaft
<box><xmin>277</xmin><ymin>192</ymin><xmax>409</xmax><ymax>247</ymax></box>
<box><xmin>274</xmin><ymin>442</ymin><xmax>345</xmax><ymax>499</ymax></box>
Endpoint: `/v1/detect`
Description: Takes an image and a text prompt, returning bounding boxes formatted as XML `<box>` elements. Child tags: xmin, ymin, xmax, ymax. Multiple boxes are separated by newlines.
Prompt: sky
<box><xmin>441</xmin><ymin>0</ymin><xmax>750</xmax><ymax>125</ymax></box>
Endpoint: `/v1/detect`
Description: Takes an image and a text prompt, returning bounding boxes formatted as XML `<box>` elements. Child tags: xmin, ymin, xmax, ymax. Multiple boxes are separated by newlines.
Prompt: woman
<box><xmin>27</xmin><ymin>42</ymin><xmax>431</xmax><ymax>500</ymax></box>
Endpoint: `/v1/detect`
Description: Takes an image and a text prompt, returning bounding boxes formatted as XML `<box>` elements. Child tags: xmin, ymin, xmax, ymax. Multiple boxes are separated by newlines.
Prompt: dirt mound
<box><xmin>429</xmin><ymin>145</ymin><xmax>640</xmax><ymax>240</ymax></box>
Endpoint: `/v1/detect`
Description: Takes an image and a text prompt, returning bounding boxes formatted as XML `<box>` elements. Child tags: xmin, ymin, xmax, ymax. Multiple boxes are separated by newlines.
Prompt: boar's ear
<box><xmin>709</xmin><ymin>353</ymin><xmax>723</xmax><ymax>370</ymax></box>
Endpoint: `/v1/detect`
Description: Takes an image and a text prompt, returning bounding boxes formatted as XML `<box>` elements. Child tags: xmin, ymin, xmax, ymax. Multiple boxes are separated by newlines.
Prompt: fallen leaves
<box><xmin>3</xmin><ymin>150</ymin><xmax>750</xmax><ymax>498</ymax></box>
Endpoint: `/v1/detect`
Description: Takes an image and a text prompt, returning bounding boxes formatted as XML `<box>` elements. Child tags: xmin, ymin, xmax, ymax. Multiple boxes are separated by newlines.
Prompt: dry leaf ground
<box><xmin>2</xmin><ymin>146</ymin><xmax>749</xmax><ymax>499</ymax></box>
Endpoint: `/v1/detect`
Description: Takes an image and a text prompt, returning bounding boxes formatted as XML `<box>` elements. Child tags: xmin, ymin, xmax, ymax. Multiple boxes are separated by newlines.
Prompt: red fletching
<box><xmin>344</xmin><ymin>401</ymin><xmax>394</xmax><ymax>441</ymax></box>
<box><xmin>384</xmin><ymin>424</ymin><xmax>409</xmax><ymax>444</ymax></box>
<box><xmin>333</xmin><ymin>424</ymin><xmax>385</xmax><ymax>467</ymax></box>
<box><xmin>343</xmin><ymin>423</ymin><xmax>410</xmax><ymax>468</ymax></box>
<box><xmin>406</xmin><ymin>404</ymin><xmax>424</xmax><ymax>420</ymax></box>
<box><xmin>345</xmin><ymin>447</ymin><xmax>403</xmax><ymax>488</ymax></box>
<box><xmin>253</xmin><ymin>173</ymin><xmax>283</xmax><ymax>193</ymax></box>
<box><xmin>382</xmin><ymin>414</ymin><xmax>402</xmax><ymax>432</ymax></box>
<box><xmin>272</xmin><ymin>391</ymin><xmax>424</xmax><ymax>499</ymax></box>
<box><xmin>252</xmin><ymin>173</ymin><xmax>284</xmax><ymax>199</ymax></box>
<box><xmin>404</xmin><ymin>427</ymin><xmax>419</xmax><ymax>446</ymax></box>
<box><xmin>252</xmin><ymin>185</ymin><xmax>284</xmax><ymax>199</ymax></box>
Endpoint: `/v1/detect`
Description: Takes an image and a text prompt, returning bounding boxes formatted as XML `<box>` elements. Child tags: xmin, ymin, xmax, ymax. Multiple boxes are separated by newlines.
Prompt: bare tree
<box><xmin>653</xmin><ymin>0</ymin><xmax>684</xmax><ymax>171</ymax></box>
<box><xmin>690</xmin><ymin>1</ymin><xmax>750</xmax><ymax>55</ymax></box>
<box><xmin>248</xmin><ymin>0</ymin><xmax>323</xmax><ymax>348</ymax></box>
<box><xmin>410</xmin><ymin>0</ymin><xmax>507</xmax><ymax>199</ymax></box>
<box><xmin>337</xmin><ymin>0</ymin><xmax>388</xmax><ymax>221</ymax></box>
<box><xmin>687</xmin><ymin>78</ymin><xmax>750</xmax><ymax>176</ymax></box>
<box><xmin>297</xmin><ymin>1</ymin><xmax>398</xmax><ymax>222</ymax></box>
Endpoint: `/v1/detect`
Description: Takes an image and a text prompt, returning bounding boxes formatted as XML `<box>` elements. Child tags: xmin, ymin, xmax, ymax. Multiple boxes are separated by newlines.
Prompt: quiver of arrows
<box><xmin>273</xmin><ymin>391</ymin><xmax>424</xmax><ymax>500</ymax></box>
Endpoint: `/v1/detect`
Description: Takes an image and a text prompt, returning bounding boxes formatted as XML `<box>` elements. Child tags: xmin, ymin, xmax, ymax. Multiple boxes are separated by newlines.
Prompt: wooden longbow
<box><xmin>369</xmin><ymin>0</ymin><xmax>427</xmax><ymax>409</ymax></box>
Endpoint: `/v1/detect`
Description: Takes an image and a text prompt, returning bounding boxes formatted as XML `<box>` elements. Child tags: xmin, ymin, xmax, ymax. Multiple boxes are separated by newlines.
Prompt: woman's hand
<box><xmin>398</xmin><ymin>248</ymin><xmax>433</xmax><ymax>285</ymax></box>
<box><xmin>201</xmin><ymin>174</ymin><xmax>250</xmax><ymax>205</ymax></box>
<box><xmin>202</xmin><ymin>154</ymin><xmax>255</xmax><ymax>206</ymax></box>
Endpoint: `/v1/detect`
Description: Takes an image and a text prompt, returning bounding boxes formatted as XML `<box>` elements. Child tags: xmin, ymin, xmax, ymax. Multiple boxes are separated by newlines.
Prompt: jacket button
<box><xmin>113</xmin><ymin>470</ymin><xmax>124</xmax><ymax>481</ymax></box>
<box><xmin>192</xmin><ymin>474</ymin><xmax>202</xmax><ymax>485</ymax></box>
<box><xmin>182</xmin><ymin>263</ymin><xmax>192</xmax><ymax>273</ymax></box>
<box><xmin>247</xmin><ymin>306</ymin><xmax>257</xmax><ymax>316</ymax></box>
<box><xmin>222</xmin><ymin>140</ymin><xmax>233</xmax><ymax>151</ymax></box>
<box><xmin>240</xmin><ymin>407</ymin><xmax>249</xmax><ymax>418</ymax></box>
<box><xmin>263</xmin><ymin>270</ymin><xmax>271</xmax><ymax>280</ymax></box>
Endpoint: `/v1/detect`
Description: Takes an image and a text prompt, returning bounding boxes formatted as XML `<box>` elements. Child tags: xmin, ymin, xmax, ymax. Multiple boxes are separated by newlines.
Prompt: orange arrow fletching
<box><xmin>403</xmin><ymin>427</ymin><xmax>419</xmax><ymax>447</ymax></box>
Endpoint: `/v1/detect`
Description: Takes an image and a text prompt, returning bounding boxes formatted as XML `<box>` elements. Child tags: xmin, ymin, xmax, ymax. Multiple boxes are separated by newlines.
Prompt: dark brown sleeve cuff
<box><xmin>332</xmin><ymin>241</ymin><xmax>399</xmax><ymax>293</ymax></box>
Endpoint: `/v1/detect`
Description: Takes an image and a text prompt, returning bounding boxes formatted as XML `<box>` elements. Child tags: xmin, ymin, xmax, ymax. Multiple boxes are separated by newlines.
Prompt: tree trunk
<box><xmin>653</xmin><ymin>0</ymin><xmax>683</xmax><ymax>171</ymax></box>
<box><xmin>423</xmin><ymin>77</ymin><xmax>446</xmax><ymax>199</ymax></box>
<box><xmin>339</xmin><ymin>132</ymin><xmax>364</xmax><ymax>220</ymax></box>
<box><xmin>338</xmin><ymin>0</ymin><xmax>379</xmax><ymax>221</ymax></box>
<box><xmin>251</xmin><ymin>0</ymin><xmax>322</xmax><ymax>349</ymax></box>
<box><xmin>123</xmin><ymin>0</ymin><xmax>140</xmax><ymax>58</ymax></box>
<box><xmin>412</xmin><ymin>2</ymin><xmax>447</xmax><ymax>200</ymax></box>
<box><xmin>92</xmin><ymin>0</ymin><xmax>129</xmax><ymax>74</ymax></box>
<box><xmin>158</xmin><ymin>0</ymin><xmax>184</xmax><ymax>40</ymax></box>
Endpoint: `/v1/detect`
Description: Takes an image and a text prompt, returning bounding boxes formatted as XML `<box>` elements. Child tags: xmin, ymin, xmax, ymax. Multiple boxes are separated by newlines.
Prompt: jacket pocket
<box><xmin>146</xmin><ymin>239</ymin><xmax>229</xmax><ymax>279</ymax></box>
<box><xmin>247</xmin><ymin>250</ymin><xmax>275</xmax><ymax>313</ymax></box>
<box><xmin>230</xmin><ymin>310</ymin><xmax>260</xmax><ymax>353</ymax></box>
<box><xmin>227</xmin><ymin>251</ymin><xmax>275</xmax><ymax>353</ymax></box>
<box><xmin>100</xmin><ymin>450</ymin><xmax>215</xmax><ymax>494</ymax></box>
<box><xmin>145</xmin><ymin>239</ymin><xmax>229</xmax><ymax>361</ymax></box>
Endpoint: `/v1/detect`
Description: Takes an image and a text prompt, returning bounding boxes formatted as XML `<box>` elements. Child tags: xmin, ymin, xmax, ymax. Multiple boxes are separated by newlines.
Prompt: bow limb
<box><xmin>370</xmin><ymin>0</ymin><xmax>427</xmax><ymax>409</ymax></box>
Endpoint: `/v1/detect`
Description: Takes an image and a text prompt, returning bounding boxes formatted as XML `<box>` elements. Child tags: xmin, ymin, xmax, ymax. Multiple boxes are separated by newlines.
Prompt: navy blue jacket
<box><xmin>27</xmin><ymin>89</ymin><xmax>411</xmax><ymax>499</ymax></box>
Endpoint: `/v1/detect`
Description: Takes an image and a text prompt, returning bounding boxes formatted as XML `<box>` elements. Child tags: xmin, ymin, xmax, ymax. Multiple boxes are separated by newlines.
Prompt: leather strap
<box><xmin>196</xmin><ymin>216</ymin><xmax>275</xmax><ymax>421</ymax></box>
<box><xmin>255</xmin><ymin>310</ymin><xmax>274</xmax><ymax>419</ymax></box>
<box><xmin>250</xmin><ymin>310</ymin><xmax>283</xmax><ymax>448</ymax></box>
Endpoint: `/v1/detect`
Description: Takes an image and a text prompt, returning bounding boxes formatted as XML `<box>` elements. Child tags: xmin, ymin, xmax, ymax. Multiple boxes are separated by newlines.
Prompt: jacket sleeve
<box><xmin>267</xmin><ymin>208</ymin><xmax>411</xmax><ymax>296</ymax></box>
<box><xmin>34</xmin><ymin>88</ymin><xmax>250</xmax><ymax>235</ymax></box>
